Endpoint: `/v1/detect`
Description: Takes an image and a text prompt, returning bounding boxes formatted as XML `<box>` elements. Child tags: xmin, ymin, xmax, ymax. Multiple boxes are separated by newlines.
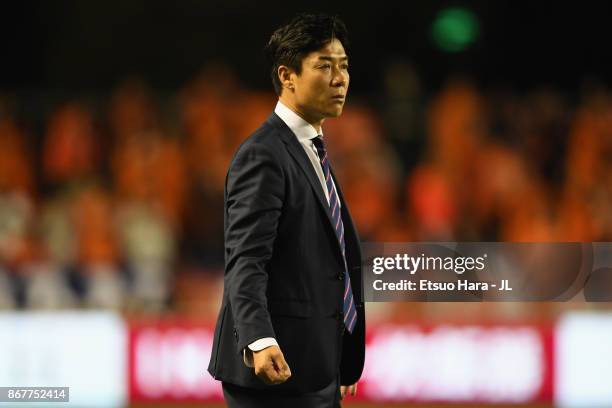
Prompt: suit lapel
<box><xmin>331</xmin><ymin>164</ymin><xmax>361</xmax><ymax>258</ymax></box>
<box><xmin>267</xmin><ymin>113</ymin><xmax>343</xmax><ymax>257</ymax></box>
<box><xmin>331</xmin><ymin>165</ymin><xmax>363</xmax><ymax>301</ymax></box>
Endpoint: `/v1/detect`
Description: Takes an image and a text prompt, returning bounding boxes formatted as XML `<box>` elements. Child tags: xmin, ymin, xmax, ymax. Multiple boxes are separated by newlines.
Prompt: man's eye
<box><xmin>342</xmin><ymin>65</ymin><xmax>349</xmax><ymax>70</ymax></box>
<box><xmin>320</xmin><ymin>64</ymin><xmax>331</xmax><ymax>69</ymax></box>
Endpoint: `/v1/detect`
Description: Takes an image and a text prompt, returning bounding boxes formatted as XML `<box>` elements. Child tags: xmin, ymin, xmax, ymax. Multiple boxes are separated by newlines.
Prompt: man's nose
<box><xmin>331</xmin><ymin>69</ymin><xmax>348</xmax><ymax>87</ymax></box>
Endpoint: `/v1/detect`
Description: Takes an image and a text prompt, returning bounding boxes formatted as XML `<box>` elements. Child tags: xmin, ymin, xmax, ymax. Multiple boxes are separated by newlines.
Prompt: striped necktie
<box><xmin>312</xmin><ymin>136</ymin><xmax>357</xmax><ymax>334</ymax></box>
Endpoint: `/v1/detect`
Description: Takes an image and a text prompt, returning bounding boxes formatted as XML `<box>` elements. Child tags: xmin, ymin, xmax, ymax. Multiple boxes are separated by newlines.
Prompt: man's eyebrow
<box><xmin>317</xmin><ymin>55</ymin><xmax>349</xmax><ymax>62</ymax></box>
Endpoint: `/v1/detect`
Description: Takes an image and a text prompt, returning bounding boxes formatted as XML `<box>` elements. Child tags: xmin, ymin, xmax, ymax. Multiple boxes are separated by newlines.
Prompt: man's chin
<box><xmin>326</xmin><ymin>107</ymin><xmax>344</xmax><ymax>118</ymax></box>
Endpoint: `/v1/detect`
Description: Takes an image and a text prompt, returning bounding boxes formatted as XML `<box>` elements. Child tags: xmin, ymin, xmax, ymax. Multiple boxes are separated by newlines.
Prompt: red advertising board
<box><xmin>128</xmin><ymin>320</ymin><xmax>554</xmax><ymax>404</ymax></box>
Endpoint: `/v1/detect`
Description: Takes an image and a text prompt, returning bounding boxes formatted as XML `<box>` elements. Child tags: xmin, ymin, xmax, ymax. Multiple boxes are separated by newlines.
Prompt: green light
<box><xmin>432</xmin><ymin>7</ymin><xmax>479</xmax><ymax>52</ymax></box>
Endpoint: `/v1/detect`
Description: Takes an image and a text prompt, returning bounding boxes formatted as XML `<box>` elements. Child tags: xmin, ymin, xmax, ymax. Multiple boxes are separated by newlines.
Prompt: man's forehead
<box><xmin>309</xmin><ymin>42</ymin><xmax>348</xmax><ymax>60</ymax></box>
<box><xmin>315</xmin><ymin>54</ymin><xmax>348</xmax><ymax>60</ymax></box>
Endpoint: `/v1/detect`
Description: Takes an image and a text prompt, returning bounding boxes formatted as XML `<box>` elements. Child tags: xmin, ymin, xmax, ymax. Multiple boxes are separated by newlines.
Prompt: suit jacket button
<box><xmin>338</xmin><ymin>273</ymin><xmax>344</xmax><ymax>280</ymax></box>
<box><xmin>233</xmin><ymin>328</ymin><xmax>238</xmax><ymax>341</ymax></box>
<box><xmin>335</xmin><ymin>312</ymin><xmax>343</xmax><ymax>321</ymax></box>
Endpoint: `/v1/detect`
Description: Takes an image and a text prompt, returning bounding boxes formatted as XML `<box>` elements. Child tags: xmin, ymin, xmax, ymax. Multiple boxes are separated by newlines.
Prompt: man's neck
<box><xmin>278</xmin><ymin>96</ymin><xmax>323</xmax><ymax>133</ymax></box>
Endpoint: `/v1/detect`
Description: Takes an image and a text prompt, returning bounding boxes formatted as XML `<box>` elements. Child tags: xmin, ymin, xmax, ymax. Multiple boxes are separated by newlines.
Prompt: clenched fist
<box><xmin>253</xmin><ymin>345</ymin><xmax>292</xmax><ymax>385</ymax></box>
<box><xmin>340</xmin><ymin>383</ymin><xmax>357</xmax><ymax>399</ymax></box>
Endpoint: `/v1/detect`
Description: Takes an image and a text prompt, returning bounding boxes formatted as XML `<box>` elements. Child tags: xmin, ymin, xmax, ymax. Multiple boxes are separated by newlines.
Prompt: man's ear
<box><xmin>278</xmin><ymin>65</ymin><xmax>295</xmax><ymax>92</ymax></box>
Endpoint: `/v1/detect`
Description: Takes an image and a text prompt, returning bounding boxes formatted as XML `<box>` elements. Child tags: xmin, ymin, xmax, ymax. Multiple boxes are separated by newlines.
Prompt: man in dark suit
<box><xmin>207</xmin><ymin>13</ymin><xmax>365</xmax><ymax>407</ymax></box>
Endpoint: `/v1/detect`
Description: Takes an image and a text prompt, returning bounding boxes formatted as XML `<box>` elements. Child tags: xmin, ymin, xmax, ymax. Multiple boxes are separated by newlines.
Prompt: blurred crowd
<box><xmin>0</xmin><ymin>62</ymin><xmax>610</xmax><ymax>315</ymax></box>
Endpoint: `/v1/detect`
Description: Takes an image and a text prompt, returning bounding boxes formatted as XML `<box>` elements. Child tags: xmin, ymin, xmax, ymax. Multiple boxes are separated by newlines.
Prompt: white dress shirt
<box><xmin>242</xmin><ymin>100</ymin><xmax>341</xmax><ymax>367</ymax></box>
<box><xmin>274</xmin><ymin>100</ymin><xmax>340</xmax><ymax>205</ymax></box>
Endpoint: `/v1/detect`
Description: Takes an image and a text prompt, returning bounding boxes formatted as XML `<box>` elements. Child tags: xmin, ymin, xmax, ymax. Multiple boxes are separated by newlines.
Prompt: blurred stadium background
<box><xmin>0</xmin><ymin>1</ymin><xmax>611</xmax><ymax>407</ymax></box>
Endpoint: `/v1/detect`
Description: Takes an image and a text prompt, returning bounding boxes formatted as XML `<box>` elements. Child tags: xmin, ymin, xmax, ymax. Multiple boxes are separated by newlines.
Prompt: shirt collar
<box><xmin>274</xmin><ymin>100</ymin><xmax>323</xmax><ymax>142</ymax></box>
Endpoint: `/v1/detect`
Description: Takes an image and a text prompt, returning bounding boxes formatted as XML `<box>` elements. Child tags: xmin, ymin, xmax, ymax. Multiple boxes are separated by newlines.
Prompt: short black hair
<box><xmin>265</xmin><ymin>13</ymin><xmax>349</xmax><ymax>96</ymax></box>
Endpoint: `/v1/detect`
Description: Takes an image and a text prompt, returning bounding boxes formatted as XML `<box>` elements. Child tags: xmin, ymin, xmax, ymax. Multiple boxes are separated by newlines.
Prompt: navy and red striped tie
<box><xmin>312</xmin><ymin>136</ymin><xmax>357</xmax><ymax>334</ymax></box>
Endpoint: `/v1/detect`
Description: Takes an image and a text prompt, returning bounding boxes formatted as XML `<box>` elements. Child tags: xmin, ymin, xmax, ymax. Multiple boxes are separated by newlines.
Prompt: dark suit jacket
<box><xmin>207</xmin><ymin>112</ymin><xmax>365</xmax><ymax>393</ymax></box>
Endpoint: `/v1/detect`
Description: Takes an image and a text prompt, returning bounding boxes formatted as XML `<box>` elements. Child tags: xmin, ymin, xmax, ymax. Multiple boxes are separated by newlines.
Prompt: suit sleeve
<box><xmin>224</xmin><ymin>142</ymin><xmax>284</xmax><ymax>354</ymax></box>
